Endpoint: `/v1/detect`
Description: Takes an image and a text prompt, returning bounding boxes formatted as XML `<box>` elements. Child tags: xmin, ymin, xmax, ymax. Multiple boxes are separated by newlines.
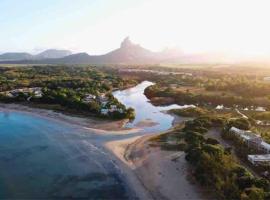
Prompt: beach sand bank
<box><xmin>106</xmin><ymin>134</ymin><xmax>209</xmax><ymax>200</ymax></box>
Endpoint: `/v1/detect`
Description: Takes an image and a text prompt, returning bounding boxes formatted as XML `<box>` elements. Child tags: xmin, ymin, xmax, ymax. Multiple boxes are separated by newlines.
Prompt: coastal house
<box><xmin>108</xmin><ymin>105</ymin><xmax>124</xmax><ymax>113</ymax></box>
<box><xmin>83</xmin><ymin>94</ymin><xmax>96</xmax><ymax>103</ymax></box>
<box><xmin>255</xmin><ymin>107</ymin><xmax>266</xmax><ymax>112</ymax></box>
<box><xmin>229</xmin><ymin>127</ymin><xmax>270</xmax><ymax>153</ymax></box>
<box><xmin>10</xmin><ymin>89</ymin><xmax>22</xmax><ymax>97</ymax></box>
<box><xmin>248</xmin><ymin>154</ymin><xmax>270</xmax><ymax>166</ymax></box>
<box><xmin>7</xmin><ymin>87</ymin><xmax>43</xmax><ymax>98</ymax></box>
<box><xmin>229</xmin><ymin>127</ymin><xmax>270</xmax><ymax>165</ymax></box>
<box><xmin>117</xmin><ymin>108</ymin><xmax>124</xmax><ymax>113</ymax></box>
<box><xmin>98</xmin><ymin>94</ymin><xmax>109</xmax><ymax>106</ymax></box>
<box><xmin>5</xmin><ymin>92</ymin><xmax>14</xmax><ymax>98</ymax></box>
<box><xmin>109</xmin><ymin>105</ymin><xmax>117</xmax><ymax>112</ymax></box>
<box><xmin>101</xmin><ymin>109</ymin><xmax>109</xmax><ymax>115</ymax></box>
<box><xmin>32</xmin><ymin>87</ymin><xmax>43</xmax><ymax>98</ymax></box>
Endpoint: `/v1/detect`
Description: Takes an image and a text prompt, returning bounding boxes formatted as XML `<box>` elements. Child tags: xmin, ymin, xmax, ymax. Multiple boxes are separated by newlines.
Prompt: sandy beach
<box><xmin>107</xmin><ymin>135</ymin><xmax>208</xmax><ymax>200</ymax></box>
<box><xmin>0</xmin><ymin>103</ymin><xmax>137</xmax><ymax>133</ymax></box>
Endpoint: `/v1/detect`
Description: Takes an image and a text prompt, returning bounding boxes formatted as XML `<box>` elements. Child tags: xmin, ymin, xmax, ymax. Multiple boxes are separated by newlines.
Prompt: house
<box><xmin>6</xmin><ymin>92</ymin><xmax>14</xmax><ymax>98</ymax></box>
<box><xmin>10</xmin><ymin>89</ymin><xmax>22</xmax><ymax>97</ymax></box>
<box><xmin>229</xmin><ymin>127</ymin><xmax>270</xmax><ymax>153</ymax></box>
<box><xmin>7</xmin><ymin>87</ymin><xmax>43</xmax><ymax>98</ymax></box>
<box><xmin>101</xmin><ymin>109</ymin><xmax>109</xmax><ymax>115</ymax></box>
<box><xmin>109</xmin><ymin>105</ymin><xmax>117</xmax><ymax>112</ymax></box>
<box><xmin>255</xmin><ymin>107</ymin><xmax>266</xmax><ymax>112</ymax></box>
<box><xmin>248</xmin><ymin>154</ymin><xmax>270</xmax><ymax>166</ymax></box>
<box><xmin>98</xmin><ymin>94</ymin><xmax>109</xmax><ymax>106</ymax></box>
<box><xmin>263</xmin><ymin>77</ymin><xmax>270</xmax><ymax>82</ymax></box>
<box><xmin>32</xmin><ymin>87</ymin><xmax>43</xmax><ymax>98</ymax></box>
<box><xmin>216</xmin><ymin>105</ymin><xmax>224</xmax><ymax>110</ymax></box>
<box><xmin>117</xmin><ymin>108</ymin><xmax>124</xmax><ymax>113</ymax></box>
<box><xmin>83</xmin><ymin>94</ymin><xmax>96</xmax><ymax>103</ymax></box>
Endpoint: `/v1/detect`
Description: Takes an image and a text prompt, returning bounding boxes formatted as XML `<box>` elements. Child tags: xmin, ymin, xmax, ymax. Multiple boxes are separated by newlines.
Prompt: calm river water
<box><xmin>0</xmin><ymin>81</ymin><xmax>191</xmax><ymax>198</ymax></box>
<box><xmin>113</xmin><ymin>81</ymin><xmax>193</xmax><ymax>133</ymax></box>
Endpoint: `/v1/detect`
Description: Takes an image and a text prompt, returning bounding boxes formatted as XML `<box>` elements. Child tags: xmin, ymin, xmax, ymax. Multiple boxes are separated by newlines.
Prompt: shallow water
<box><xmin>113</xmin><ymin>81</ymin><xmax>194</xmax><ymax>133</ymax></box>
<box><xmin>0</xmin><ymin>112</ymin><xmax>128</xmax><ymax>199</ymax></box>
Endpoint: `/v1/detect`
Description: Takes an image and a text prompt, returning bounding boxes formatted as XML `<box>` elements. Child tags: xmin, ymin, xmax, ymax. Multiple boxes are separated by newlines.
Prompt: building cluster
<box><xmin>229</xmin><ymin>127</ymin><xmax>270</xmax><ymax>166</ymax></box>
<box><xmin>82</xmin><ymin>93</ymin><xmax>124</xmax><ymax>115</ymax></box>
<box><xmin>2</xmin><ymin>87</ymin><xmax>43</xmax><ymax>98</ymax></box>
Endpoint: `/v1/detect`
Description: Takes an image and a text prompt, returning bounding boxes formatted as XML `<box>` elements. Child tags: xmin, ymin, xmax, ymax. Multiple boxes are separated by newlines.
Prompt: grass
<box><xmin>149</xmin><ymin>125</ymin><xmax>187</xmax><ymax>151</ymax></box>
<box><xmin>170</xmin><ymin>107</ymin><xmax>209</xmax><ymax>117</ymax></box>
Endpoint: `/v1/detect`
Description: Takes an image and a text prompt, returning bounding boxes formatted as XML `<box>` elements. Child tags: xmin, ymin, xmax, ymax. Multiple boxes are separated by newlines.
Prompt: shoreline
<box><xmin>122</xmin><ymin>135</ymin><xmax>208</xmax><ymax>200</ymax></box>
<box><xmin>0</xmin><ymin>103</ymin><xmax>152</xmax><ymax>199</ymax></box>
<box><xmin>0</xmin><ymin>103</ymin><xmax>138</xmax><ymax>134</ymax></box>
<box><xmin>0</xmin><ymin>103</ymin><xmax>206</xmax><ymax>200</ymax></box>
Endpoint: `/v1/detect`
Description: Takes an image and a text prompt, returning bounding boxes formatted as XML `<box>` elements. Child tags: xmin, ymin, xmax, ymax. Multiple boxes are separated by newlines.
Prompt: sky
<box><xmin>1</xmin><ymin>0</ymin><xmax>270</xmax><ymax>58</ymax></box>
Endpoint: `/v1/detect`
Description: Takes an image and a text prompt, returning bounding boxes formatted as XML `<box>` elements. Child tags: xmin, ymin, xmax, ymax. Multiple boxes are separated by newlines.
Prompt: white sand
<box><xmin>106</xmin><ymin>135</ymin><xmax>209</xmax><ymax>200</ymax></box>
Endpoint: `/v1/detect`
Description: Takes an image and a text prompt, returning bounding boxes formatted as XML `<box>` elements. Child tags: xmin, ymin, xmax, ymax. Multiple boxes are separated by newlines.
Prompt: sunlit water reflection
<box><xmin>113</xmin><ymin>81</ymin><xmax>194</xmax><ymax>133</ymax></box>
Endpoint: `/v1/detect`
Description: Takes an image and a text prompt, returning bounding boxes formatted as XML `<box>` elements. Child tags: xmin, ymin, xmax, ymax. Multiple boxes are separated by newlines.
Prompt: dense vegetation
<box><xmin>183</xmin><ymin>116</ymin><xmax>269</xmax><ymax>199</ymax></box>
<box><xmin>0</xmin><ymin>65</ymin><xmax>136</xmax><ymax>119</ymax></box>
<box><xmin>170</xmin><ymin>107</ymin><xmax>209</xmax><ymax>117</ymax></box>
<box><xmin>118</xmin><ymin>66</ymin><xmax>270</xmax><ymax>109</ymax></box>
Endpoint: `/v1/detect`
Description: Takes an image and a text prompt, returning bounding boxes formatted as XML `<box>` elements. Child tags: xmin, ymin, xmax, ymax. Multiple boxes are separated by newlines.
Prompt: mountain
<box><xmin>35</xmin><ymin>49</ymin><xmax>72</xmax><ymax>59</ymax></box>
<box><xmin>40</xmin><ymin>37</ymin><xmax>161</xmax><ymax>64</ymax></box>
<box><xmin>0</xmin><ymin>49</ymin><xmax>72</xmax><ymax>61</ymax></box>
<box><xmin>0</xmin><ymin>38</ymin><xmax>228</xmax><ymax>64</ymax></box>
<box><xmin>0</xmin><ymin>52</ymin><xmax>33</xmax><ymax>61</ymax></box>
<box><xmin>100</xmin><ymin>37</ymin><xmax>158</xmax><ymax>63</ymax></box>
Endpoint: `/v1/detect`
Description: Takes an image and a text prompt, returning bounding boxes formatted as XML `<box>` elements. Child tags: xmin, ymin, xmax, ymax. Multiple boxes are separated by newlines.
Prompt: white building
<box><xmin>229</xmin><ymin>127</ymin><xmax>270</xmax><ymax>153</ymax></box>
<box><xmin>117</xmin><ymin>108</ymin><xmax>124</xmax><ymax>113</ymax></box>
<box><xmin>109</xmin><ymin>105</ymin><xmax>117</xmax><ymax>112</ymax></box>
<box><xmin>101</xmin><ymin>109</ymin><xmax>109</xmax><ymax>115</ymax></box>
<box><xmin>248</xmin><ymin>154</ymin><xmax>270</xmax><ymax>166</ymax></box>
<box><xmin>255</xmin><ymin>107</ymin><xmax>266</xmax><ymax>112</ymax></box>
<box><xmin>32</xmin><ymin>87</ymin><xmax>43</xmax><ymax>98</ymax></box>
<box><xmin>83</xmin><ymin>94</ymin><xmax>96</xmax><ymax>103</ymax></box>
<box><xmin>98</xmin><ymin>94</ymin><xmax>109</xmax><ymax>106</ymax></box>
<box><xmin>8</xmin><ymin>87</ymin><xmax>43</xmax><ymax>98</ymax></box>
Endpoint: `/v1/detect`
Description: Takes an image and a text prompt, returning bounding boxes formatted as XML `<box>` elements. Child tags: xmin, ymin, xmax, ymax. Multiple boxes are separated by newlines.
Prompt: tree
<box><xmin>241</xmin><ymin>187</ymin><xmax>265</xmax><ymax>200</ymax></box>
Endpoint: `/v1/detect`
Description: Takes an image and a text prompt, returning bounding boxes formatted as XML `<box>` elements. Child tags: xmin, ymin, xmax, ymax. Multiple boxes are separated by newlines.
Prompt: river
<box><xmin>0</xmin><ymin>81</ymin><xmax>190</xmax><ymax>199</ymax></box>
<box><xmin>113</xmin><ymin>81</ymin><xmax>193</xmax><ymax>133</ymax></box>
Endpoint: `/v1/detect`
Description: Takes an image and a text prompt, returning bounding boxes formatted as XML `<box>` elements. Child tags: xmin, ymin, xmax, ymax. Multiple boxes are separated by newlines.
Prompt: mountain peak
<box><xmin>120</xmin><ymin>36</ymin><xmax>134</xmax><ymax>48</ymax></box>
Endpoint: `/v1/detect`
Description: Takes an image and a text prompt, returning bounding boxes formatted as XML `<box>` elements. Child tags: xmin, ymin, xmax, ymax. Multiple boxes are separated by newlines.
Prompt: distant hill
<box><xmin>0</xmin><ymin>38</ymin><xmax>229</xmax><ymax>64</ymax></box>
<box><xmin>35</xmin><ymin>49</ymin><xmax>72</xmax><ymax>59</ymax></box>
<box><xmin>0</xmin><ymin>52</ymin><xmax>33</xmax><ymax>61</ymax></box>
<box><xmin>0</xmin><ymin>49</ymin><xmax>72</xmax><ymax>61</ymax></box>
